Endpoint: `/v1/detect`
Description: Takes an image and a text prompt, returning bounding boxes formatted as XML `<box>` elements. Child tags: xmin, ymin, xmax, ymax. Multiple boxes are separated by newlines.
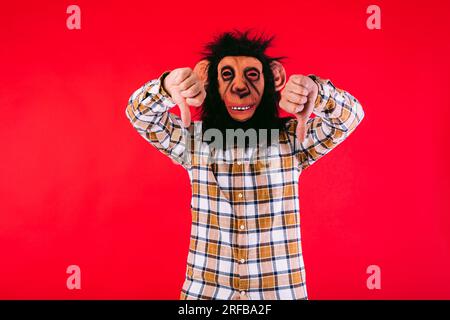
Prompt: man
<box><xmin>125</xmin><ymin>30</ymin><xmax>364</xmax><ymax>300</ymax></box>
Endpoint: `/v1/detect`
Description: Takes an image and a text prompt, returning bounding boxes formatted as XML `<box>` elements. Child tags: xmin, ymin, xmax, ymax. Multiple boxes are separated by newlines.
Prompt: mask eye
<box><xmin>221</xmin><ymin>69</ymin><xmax>234</xmax><ymax>81</ymax></box>
<box><xmin>245</xmin><ymin>69</ymin><xmax>260</xmax><ymax>81</ymax></box>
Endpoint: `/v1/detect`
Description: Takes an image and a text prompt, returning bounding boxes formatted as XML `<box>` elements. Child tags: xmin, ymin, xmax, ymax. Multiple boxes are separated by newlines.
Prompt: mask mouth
<box><xmin>228</xmin><ymin>105</ymin><xmax>255</xmax><ymax>112</ymax></box>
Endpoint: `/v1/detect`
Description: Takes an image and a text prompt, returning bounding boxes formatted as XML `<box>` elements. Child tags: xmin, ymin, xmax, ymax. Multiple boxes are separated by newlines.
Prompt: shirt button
<box><xmin>239</xmin><ymin>258</ymin><xmax>245</xmax><ymax>264</ymax></box>
<box><xmin>239</xmin><ymin>224</ymin><xmax>245</xmax><ymax>230</ymax></box>
<box><xmin>238</xmin><ymin>193</ymin><xmax>243</xmax><ymax>198</ymax></box>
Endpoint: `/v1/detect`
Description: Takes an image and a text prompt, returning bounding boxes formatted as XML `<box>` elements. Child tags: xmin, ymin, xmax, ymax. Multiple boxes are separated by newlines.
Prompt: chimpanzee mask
<box><xmin>193</xmin><ymin>31</ymin><xmax>288</xmax><ymax>136</ymax></box>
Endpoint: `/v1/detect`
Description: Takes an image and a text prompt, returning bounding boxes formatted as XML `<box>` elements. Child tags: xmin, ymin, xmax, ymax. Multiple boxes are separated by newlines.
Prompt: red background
<box><xmin>0</xmin><ymin>0</ymin><xmax>449</xmax><ymax>299</ymax></box>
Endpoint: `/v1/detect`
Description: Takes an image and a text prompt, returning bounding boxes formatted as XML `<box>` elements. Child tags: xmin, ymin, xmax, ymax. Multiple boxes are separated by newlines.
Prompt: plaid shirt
<box><xmin>125</xmin><ymin>72</ymin><xmax>364</xmax><ymax>300</ymax></box>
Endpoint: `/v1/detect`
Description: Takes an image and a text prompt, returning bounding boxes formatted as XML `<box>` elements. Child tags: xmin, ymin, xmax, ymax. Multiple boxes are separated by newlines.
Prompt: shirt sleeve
<box><xmin>125</xmin><ymin>71</ymin><xmax>190</xmax><ymax>167</ymax></box>
<box><xmin>286</xmin><ymin>75</ymin><xmax>365</xmax><ymax>170</ymax></box>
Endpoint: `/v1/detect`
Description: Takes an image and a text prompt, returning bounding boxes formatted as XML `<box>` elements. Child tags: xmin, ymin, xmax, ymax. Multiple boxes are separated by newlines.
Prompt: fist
<box><xmin>280</xmin><ymin>75</ymin><xmax>319</xmax><ymax>142</ymax></box>
<box><xmin>163</xmin><ymin>67</ymin><xmax>206</xmax><ymax>127</ymax></box>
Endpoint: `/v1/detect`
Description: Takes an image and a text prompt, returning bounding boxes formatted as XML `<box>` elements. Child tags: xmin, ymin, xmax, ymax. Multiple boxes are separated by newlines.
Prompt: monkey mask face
<box><xmin>194</xmin><ymin>56</ymin><xmax>286</xmax><ymax>122</ymax></box>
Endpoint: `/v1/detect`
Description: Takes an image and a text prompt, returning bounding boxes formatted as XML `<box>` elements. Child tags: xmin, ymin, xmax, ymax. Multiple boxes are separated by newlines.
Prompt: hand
<box><xmin>163</xmin><ymin>67</ymin><xmax>206</xmax><ymax>127</ymax></box>
<box><xmin>279</xmin><ymin>75</ymin><xmax>319</xmax><ymax>142</ymax></box>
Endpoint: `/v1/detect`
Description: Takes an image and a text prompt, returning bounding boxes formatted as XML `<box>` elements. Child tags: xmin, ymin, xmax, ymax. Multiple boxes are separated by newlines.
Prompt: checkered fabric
<box><xmin>125</xmin><ymin>72</ymin><xmax>364</xmax><ymax>300</ymax></box>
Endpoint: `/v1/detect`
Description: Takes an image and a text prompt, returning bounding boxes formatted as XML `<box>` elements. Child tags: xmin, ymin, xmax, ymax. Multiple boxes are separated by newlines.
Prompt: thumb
<box><xmin>295</xmin><ymin>115</ymin><xmax>308</xmax><ymax>142</ymax></box>
<box><xmin>172</xmin><ymin>88</ymin><xmax>191</xmax><ymax>128</ymax></box>
<box><xmin>295</xmin><ymin>92</ymin><xmax>315</xmax><ymax>142</ymax></box>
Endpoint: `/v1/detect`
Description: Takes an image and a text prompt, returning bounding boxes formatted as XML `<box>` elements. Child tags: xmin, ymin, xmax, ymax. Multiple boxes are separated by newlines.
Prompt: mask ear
<box><xmin>193</xmin><ymin>59</ymin><xmax>210</xmax><ymax>88</ymax></box>
<box><xmin>270</xmin><ymin>61</ymin><xmax>286</xmax><ymax>91</ymax></box>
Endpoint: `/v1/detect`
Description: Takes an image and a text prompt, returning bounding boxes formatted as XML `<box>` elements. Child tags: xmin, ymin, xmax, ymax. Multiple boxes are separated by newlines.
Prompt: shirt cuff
<box><xmin>158</xmin><ymin>71</ymin><xmax>173</xmax><ymax>98</ymax></box>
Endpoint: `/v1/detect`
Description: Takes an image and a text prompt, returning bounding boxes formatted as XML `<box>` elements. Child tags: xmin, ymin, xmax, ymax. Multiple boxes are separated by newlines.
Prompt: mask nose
<box><xmin>231</xmin><ymin>81</ymin><xmax>250</xmax><ymax>98</ymax></box>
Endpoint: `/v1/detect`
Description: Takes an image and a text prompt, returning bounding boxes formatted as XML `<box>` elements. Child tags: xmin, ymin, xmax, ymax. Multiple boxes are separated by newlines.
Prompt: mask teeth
<box><xmin>231</xmin><ymin>105</ymin><xmax>251</xmax><ymax>111</ymax></box>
